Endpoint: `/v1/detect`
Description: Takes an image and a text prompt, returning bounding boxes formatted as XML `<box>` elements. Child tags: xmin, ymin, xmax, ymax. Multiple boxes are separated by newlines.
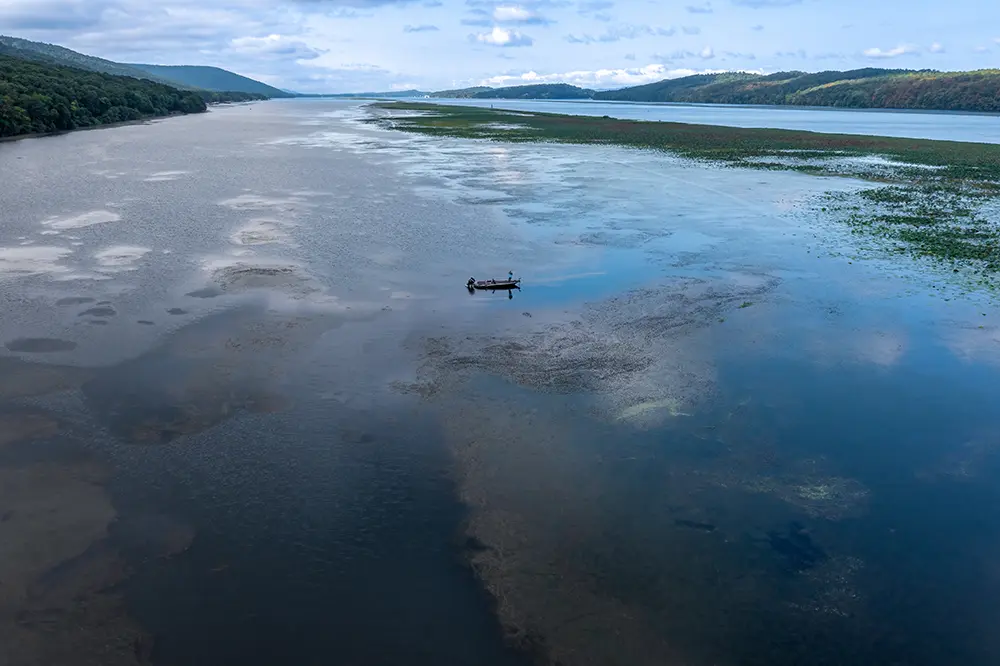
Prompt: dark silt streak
<box><xmin>37</xmin><ymin>301</ymin><xmax>539</xmax><ymax>666</ymax></box>
<box><xmin>110</xmin><ymin>406</ymin><xmax>532</xmax><ymax>666</ymax></box>
<box><xmin>4</xmin><ymin>337</ymin><xmax>78</xmax><ymax>352</ymax></box>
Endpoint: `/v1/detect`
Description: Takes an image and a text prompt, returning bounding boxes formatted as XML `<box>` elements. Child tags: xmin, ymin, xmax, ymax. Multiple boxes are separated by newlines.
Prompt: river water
<box><xmin>423</xmin><ymin>97</ymin><xmax>1000</xmax><ymax>144</ymax></box>
<box><xmin>1</xmin><ymin>99</ymin><xmax>999</xmax><ymax>666</ymax></box>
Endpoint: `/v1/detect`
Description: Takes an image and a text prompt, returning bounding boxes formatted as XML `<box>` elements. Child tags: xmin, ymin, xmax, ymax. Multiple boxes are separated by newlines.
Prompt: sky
<box><xmin>0</xmin><ymin>0</ymin><xmax>997</xmax><ymax>93</ymax></box>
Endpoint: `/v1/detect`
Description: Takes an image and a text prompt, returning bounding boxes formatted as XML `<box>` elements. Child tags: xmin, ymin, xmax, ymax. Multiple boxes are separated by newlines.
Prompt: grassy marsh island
<box><xmin>369</xmin><ymin>102</ymin><xmax>1000</xmax><ymax>284</ymax></box>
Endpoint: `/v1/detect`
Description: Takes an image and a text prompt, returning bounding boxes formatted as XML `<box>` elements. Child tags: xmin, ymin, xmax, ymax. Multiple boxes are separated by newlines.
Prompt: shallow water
<box><xmin>0</xmin><ymin>100</ymin><xmax>998</xmax><ymax>666</ymax></box>
<box><xmin>422</xmin><ymin>97</ymin><xmax>1000</xmax><ymax>144</ymax></box>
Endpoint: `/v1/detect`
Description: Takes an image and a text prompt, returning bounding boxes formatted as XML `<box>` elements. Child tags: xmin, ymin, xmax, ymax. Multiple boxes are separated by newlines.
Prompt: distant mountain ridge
<box><xmin>313</xmin><ymin>89</ymin><xmax>427</xmax><ymax>99</ymax></box>
<box><xmin>0</xmin><ymin>35</ymin><xmax>181</xmax><ymax>86</ymax></box>
<box><xmin>420</xmin><ymin>69</ymin><xmax>1000</xmax><ymax>113</ymax></box>
<box><xmin>0</xmin><ymin>35</ymin><xmax>288</xmax><ymax>99</ymax></box>
<box><xmin>5</xmin><ymin>33</ymin><xmax>998</xmax><ymax>113</ymax></box>
<box><xmin>434</xmin><ymin>83</ymin><xmax>593</xmax><ymax>100</ymax></box>
<box><xmin>598</xmin><ymin>69</ymin><xmax>1000</xmax><ymax>112</ymax></box>
<box><xmin>128</xmin><ymin>64</ymin><xmax>293</xmax><ymax>98</ymax></box>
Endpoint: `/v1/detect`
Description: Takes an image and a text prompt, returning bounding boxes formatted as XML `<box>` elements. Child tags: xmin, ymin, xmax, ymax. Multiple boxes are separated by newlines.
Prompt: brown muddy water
<box><xmin>1</xmin><ymin>99</ymin><xmax>999</xmax><ymax>666</ymax></box>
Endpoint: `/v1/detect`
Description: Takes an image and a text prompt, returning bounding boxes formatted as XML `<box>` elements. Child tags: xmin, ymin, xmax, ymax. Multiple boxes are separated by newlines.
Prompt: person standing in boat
<box><xmin>508</xmin><ymin>270</ymin><xmax>514</xmax><ymax>282</ymax></box>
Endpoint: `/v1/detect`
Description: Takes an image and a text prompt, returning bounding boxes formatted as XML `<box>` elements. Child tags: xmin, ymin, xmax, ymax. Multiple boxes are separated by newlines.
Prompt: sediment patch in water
<box><xmin>41</xmin><ymin>210</ymin><xmax>121</xmax><ymax>231</ymax></box>
<box><xmin>0</xmin><ymin>457</ymin><xmax>154</xmax><ymax>666</ymax></box>
<box><xmin>94</xmin><ymin>246</ymin><xmax>151</xmax><ymax>271</ymax></box>
<box><xmin>0</xmin><ymin>409</ymin><xmax>59</xmax><ymax>448</ymax></box>
<box><xmin>0</xmin><ymin>246</ymin><xmax>73</xmax><ymax>277</ymax></box>
<box><xmin>401</xmin><ymin>274</ymin><xmax>778</xmax><ymax>427</ymax></box>
<box><xmin>0</xmin><ymin>357</ymin><xmax>91</xmax><ymax>399</ymax></box>
<box><xmin>204</xmin><ymin>258</ymin><xmax>320</xmax><ymax>299</ymax></box>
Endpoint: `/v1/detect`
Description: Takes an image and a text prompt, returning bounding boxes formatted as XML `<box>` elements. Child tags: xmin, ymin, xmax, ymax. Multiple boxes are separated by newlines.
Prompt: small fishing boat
<box><xmin>467</xmin><ymin>276</ymin><xmax>521</xmax><ymax>290</ymax></box>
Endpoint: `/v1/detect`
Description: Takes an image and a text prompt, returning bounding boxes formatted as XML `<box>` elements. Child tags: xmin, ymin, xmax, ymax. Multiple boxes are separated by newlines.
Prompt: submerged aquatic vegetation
<box><xmin>368</xmin><ymin>102</ymin><xmax>1000</xmax><ymax>283</ymax></box>
<box><xmin>827</xmin><ymin>181</ymin><xmax>1000</xmax><ymax>280</ymax></box>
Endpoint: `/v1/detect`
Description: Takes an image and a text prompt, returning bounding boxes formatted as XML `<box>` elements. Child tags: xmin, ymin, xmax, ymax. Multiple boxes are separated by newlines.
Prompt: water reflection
<box><xmin>1</xmin><ymin>100</ymin><xmax>999</xmax><ymax>666</ymax></box>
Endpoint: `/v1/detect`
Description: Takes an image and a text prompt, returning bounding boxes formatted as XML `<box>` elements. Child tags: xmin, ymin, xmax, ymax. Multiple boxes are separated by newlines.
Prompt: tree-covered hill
<box><xmin>1</xmin><ymin>35</ymin><xmax>289</xmax><ymax>98</ymax></box>
<box><xmin>0</xmin><ymin>35</ymin><xmax>182</xmax><ymax>86</ymax></box>
<box><xmin>433</xmin><ymin>83</ymin><xmax>594</xmax><ymax>99</ymax></box>
<box><xmin>595</xmin><ymin>69</ymin><xmax>1000</xmax><ymax>112</ymax></box>
<box><xmin>0</xmin><ymin>54</ymin><xmax>208</xmax><ymax>138</ymax></box>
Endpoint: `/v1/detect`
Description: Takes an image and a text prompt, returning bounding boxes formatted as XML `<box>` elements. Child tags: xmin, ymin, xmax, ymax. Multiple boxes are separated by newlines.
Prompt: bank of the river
<box><xmin>371</xmin><ymin>102</ymin><xmax>1000</xmax><ymax>287</ymax></box>
<box><xmin>0</xmin><ymin>102</ymin><xmax>263</xmax><ymax>145</ymax></box>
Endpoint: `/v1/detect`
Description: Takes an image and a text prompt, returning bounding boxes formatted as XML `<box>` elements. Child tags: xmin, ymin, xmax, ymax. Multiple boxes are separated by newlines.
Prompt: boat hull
<box><xmin>470</xmin><ymin>279</ymin><xmax>520</xmax><ymax>290</ymax></box>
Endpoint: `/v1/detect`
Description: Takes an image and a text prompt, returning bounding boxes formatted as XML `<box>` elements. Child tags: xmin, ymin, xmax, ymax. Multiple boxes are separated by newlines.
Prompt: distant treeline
<box><xmin>200</xmin><ymin>90</ymin><xmax>269</xmax><ymax>104</ymax></box>
<box><xmin>437</xmin><ymin>83</ymin><xmax>595</xmax><ymax>100</ymax></box>
<box><xmin>0</xmin><ymin>54</ymin><xmax>256</xmax><ymax>139</ymax></box>
<box><xmin>427</xmin><ymin>69</ymin><xmax>1000</xmax><ymax>113</ymax></box>
<box><xmin>593</xmin><ymin>69</ymin><xmax>1000</xmax><ymax>113</ymax></box>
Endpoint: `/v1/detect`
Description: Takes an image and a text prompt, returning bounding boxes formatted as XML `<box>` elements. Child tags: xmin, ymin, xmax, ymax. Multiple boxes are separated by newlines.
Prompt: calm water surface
<box><xmin>0</xmin><ymin>99</ymin><xmax>998</xmax><ymax>666</ymax></box>
<box><xmin>423</xmin><ymin>97</ymin><xmax>1000</xmax><ymax>144</ymax></box>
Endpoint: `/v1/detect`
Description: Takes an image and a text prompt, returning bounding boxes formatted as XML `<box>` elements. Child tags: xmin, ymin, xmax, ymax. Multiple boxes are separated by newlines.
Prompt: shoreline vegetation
<box><xmin>0</xmin><ymin>54</ymin><xmax>265</xmax><ymax>140</ymax></box>
<box><xmin>369</xmin><ymin>101</ymin><xmax>1000</xmax><ymax>286</ymax></box>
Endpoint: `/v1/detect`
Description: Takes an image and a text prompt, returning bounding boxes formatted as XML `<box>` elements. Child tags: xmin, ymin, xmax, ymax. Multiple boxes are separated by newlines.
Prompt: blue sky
<box><xmin>0</xmin><ymin>0</ymin><xmax>997</xmax><ymax>92</ymax></box>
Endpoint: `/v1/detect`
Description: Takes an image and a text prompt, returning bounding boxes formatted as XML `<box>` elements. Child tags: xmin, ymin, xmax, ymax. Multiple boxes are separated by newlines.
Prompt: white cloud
<box><xmin>473</xmin><ymin>27</ymin><xmax>534</xmax><ymax>47</ymax></box>
<box><xmin>699</xmin><ymin>46</ymin><xmax>715</xmax><ymax>59</ymax></box>
<box><xmin>577</xmin><ymin>0</ymin><xmax>614</xmax><ymax>11</ymax></box>
<box><xmin>479</xmin><ymin>64</ymin><xmax>742</xmax><ymax>89</ymax></box>
<box><xmin>731</xmin><ymin>0</ymin><xmax>802</xmax><ymax>6</ymax></box>
<box><xmin>493</xmin><ymin>5</ymin><xmax>538</xmax><ymax>22</ymax></box>
<box><xmin>682</xmin><ymin>25</ymin><xmax>701</xmax><ymax>35</ymax></box>
<box><xmin>464</xmin><ymin>3</ymin><xmax>552</xmax><ymax>27</ymax></box>
<box><xmin>495</xmin><ymin>5</ymin><xmax>528</xmax><ymax>20</ymax></box>
<box><xmin>973</xmin><ymin>45</ymin><xmax>990</xmax><ymax>53</ymax></box>
<box><xmin>404</xmin><ymin>24</ymin><xmax>439</xmax><ymax>33</ymax></box>
<box><xmin>928</xmin><ymin>42</ymin><xmax>945</xmax><ymax>53</ymax></box>
<box><xmin>229</xmin><ymin>34</ymin><xmax>323</xmax><ymax>61</ymax></box>
<box><xmin>566</xmin><ymin>24</ymin><xmax>677</xmax><ymax>44</ymax></box>
<box><xmin>685</xmin><ymin>3</ymin><xmax>713</xmax><ymax>13</ymax></box>
<box><xmin>863</xmin><ymin>44</ymin><xmax>919</xmax><ymax>59</ymax></box>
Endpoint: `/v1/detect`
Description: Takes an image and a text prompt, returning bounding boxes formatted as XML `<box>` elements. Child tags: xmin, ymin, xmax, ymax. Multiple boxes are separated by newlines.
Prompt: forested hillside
<box><xmin>435</xmin><ymin>83</ymin><xmax>594</xmax><ymax>99</ymax></box>
<box><xmin>595</xmin><ymin>69</ymin><xmax>1000</xmax><ymax>112</ymax></box>
<box><xmin>0</xmin><ymin>35</ymin><xmax>182</xmax><ymax>86</ymax></box>
<box><xmin>1</xmin><ymin>35</ymin><xmax>288</xmax><ymax>98</ymax></box>
<box><xmin>0</xmin><ymin>54</ymin><xmax>207</xmax><ymax>138</ymax></box>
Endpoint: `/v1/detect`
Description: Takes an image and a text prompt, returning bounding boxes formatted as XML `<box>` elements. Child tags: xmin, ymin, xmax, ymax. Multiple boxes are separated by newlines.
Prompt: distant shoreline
<box><xmin>0</xmin><ymin>102</ymin><xmax>263</xmax><ymax>144</ymax></box>
<box><xmin>421</xmin><ymin>97</ymin><xmax>1000</xmax><ymax>119</ymax></box>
